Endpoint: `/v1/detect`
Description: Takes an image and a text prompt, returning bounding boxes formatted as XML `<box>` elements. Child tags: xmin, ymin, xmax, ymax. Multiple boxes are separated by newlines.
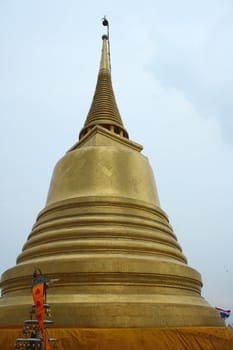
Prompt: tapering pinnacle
<box><xmin>100</xmin><ymin>34</ymin><xmax>109</xmax><ymax>71</ymax></box>
<box><xmin>79</xmin><ymin>35</ymin><xmax>129</xmax><ymax>140</ymax></box>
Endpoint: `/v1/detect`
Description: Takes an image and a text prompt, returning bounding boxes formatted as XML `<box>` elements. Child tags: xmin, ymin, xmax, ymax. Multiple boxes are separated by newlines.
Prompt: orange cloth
<box><xmin>32</xmin><ymin>282</ymin><xmax>44</xmax><ymax>340</ymax></box>
<box><xmin>0</xmin><ymin>326</ymin><xmax>233</xmax><ymax>350</ymax></box>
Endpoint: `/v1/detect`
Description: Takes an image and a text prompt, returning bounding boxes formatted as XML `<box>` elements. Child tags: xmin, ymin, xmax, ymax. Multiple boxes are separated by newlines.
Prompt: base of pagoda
<box><xmin>1</xmin><ymin>326</ymin><xmax>233</xmax><ymax>350</ymax></box>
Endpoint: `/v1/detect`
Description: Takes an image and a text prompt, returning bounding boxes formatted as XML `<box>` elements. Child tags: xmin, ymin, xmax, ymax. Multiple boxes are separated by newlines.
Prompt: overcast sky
<box><xmin>0</xmin><ymin>0</ymin><xmax>232</xmax><ymax>324</ymax></box>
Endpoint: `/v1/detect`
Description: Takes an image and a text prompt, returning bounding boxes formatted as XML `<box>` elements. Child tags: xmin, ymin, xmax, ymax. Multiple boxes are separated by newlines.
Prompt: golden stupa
<box><xmin>0</xmin><ymin>31</ymin><xmax>233</xmax><ymax>349</ymax></box>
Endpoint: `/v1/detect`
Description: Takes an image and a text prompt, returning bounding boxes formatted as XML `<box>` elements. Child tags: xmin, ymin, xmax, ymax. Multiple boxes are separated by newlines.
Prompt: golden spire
<box><xmin>79</xmin><ymin>35</ymin><xmax>129</xmax><ymax>140</ymax></box>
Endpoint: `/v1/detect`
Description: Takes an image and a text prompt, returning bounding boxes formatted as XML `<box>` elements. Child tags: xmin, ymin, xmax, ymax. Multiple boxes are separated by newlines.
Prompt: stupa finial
<box><xmin>79</xmin><ymin>19</ymin><xmax>129</xmax><ymax>140</ymax></box>
<box><xmin>99</xmin><ymin>33</ymin><xmax>109</xmax><ymax>72</ymax></box>
<box><xmin>101</xmin><ymin>16</ymin><xmax>111</xmax><ymax>72</ymax></box>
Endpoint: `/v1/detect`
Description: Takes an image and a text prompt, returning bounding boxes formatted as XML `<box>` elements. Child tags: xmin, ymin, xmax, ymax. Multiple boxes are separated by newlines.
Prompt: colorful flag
<box><xmin>32</xmin><ymin>282</ymin><xmax>45</xmax><ymax>340</ymax></box>
<box><xmin>215</xmin><ymin>307</ymin><xmax>231</xmax><ymax>319</ymax></box>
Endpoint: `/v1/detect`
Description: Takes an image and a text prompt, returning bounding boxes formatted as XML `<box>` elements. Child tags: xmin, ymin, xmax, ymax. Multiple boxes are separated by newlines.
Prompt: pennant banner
<box><xmin>32</xmin><ymin>282</ymin><xmax>45</xmax><ymax>340</ymax></box>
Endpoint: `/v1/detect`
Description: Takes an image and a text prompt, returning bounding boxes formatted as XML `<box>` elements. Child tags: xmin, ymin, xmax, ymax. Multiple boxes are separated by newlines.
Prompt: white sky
<box><xmin>0</xmin><ymin>0</ymin><xmax>232</xmax><ymax>324</ymax></box>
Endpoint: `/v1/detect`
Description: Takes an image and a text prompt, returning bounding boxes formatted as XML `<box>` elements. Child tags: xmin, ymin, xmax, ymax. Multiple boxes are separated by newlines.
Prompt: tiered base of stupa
<box><xmin>0</xmin><ymin>194</ymin><xmax>228</xmax><ymax>349</ymax></box>
<box><xmin>0</xmin><ymin>195</ymin><xmax>225</xmax><ymax>329</ymax></box>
